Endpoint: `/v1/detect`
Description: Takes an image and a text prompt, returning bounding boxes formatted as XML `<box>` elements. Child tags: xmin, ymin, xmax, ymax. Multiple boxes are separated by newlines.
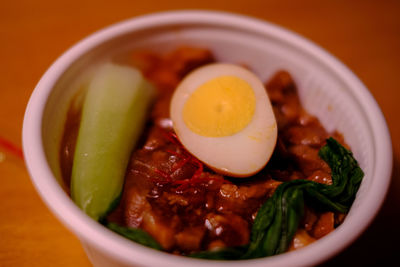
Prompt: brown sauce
<box><xmin>60</xmin><ymin>46</ymin><xmax>346</xmax><ymax>255</ymax></box>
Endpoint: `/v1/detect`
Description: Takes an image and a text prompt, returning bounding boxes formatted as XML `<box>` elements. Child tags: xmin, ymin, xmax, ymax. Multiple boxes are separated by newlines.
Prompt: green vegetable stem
<box><xmin>71</xmin><ymin>63</ymin><xmax>155</xmax><ymax>221</ymax></box>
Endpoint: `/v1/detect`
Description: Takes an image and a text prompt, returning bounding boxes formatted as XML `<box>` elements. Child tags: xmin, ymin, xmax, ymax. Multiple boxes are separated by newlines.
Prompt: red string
<box><xmin>0</xmin><ymin>136</ymin><xmax>24</xmax><ymax>160</ymax></box>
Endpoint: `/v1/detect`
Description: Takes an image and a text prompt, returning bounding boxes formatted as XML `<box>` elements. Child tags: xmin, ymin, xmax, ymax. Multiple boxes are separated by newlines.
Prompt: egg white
<box><xmin>170</xmin><ymin>63</ymin><xmax>277</xmax><ymax>177</ymax></box>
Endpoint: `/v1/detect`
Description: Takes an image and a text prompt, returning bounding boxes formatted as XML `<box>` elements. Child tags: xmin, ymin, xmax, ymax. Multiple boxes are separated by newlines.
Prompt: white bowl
<box><xmin>23</xmin><ymin>10</ymin><xmax>392</xmax><ymax>267</ymax></box>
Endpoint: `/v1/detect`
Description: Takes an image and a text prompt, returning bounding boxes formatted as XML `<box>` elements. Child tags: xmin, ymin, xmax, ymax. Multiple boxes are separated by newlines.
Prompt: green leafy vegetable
<box><xmin>191</xmin><ymin>138</ymin><xmax>364</xmax><ymax>259</ymax></box>
<box><xmin>107</xmin><ymin>222</ymin><xmax>162</xmax><ymax>250</ymax></box>
<box><xmin>189</xmin><ymin>246</ymin><xmax>247</xmax><ymax>260</ymax></box>
<box><xmin>71</xmin><ymin>63</ymin><xmax>155</xmax><ymax>221</ymax></box>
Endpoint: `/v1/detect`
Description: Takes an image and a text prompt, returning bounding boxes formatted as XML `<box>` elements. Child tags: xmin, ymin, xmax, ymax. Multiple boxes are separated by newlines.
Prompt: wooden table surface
<box><xmin>1</xmin><ymin>0</ymin><xmax>399</xmax><ymax>266</ymax></box>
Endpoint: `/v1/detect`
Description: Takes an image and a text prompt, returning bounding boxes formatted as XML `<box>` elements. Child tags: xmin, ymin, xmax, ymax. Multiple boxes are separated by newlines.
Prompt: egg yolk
<box><xmin>182</xmin><ymin>76</ymin><xmax>256</xmax><ymax>137</ymax></box>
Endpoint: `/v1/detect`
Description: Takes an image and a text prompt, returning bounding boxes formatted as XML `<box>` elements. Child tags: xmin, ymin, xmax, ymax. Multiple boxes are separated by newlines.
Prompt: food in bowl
<box><xmin>59</xmin><ymin>46</ymin><xmax>364</xmax><ymax>259</ymax></box>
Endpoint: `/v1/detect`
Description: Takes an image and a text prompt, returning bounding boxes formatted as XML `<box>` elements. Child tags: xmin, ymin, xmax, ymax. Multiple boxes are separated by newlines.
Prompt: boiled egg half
<box><xmin>170</xmin><ymin>63</ymin><xmax>277</xmax><ymax>177</ymax></box>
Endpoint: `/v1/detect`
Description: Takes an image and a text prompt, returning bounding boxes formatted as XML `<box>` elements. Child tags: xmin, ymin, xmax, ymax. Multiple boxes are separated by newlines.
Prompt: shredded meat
<box><xmin>118</xmin><ymin>125</ymin><xmax>279</xmax><ymax>252</ymax></box>
<box><xmin>113</xmin><ymin>57</ymin><xmax>341</xmax><ymax>253</ymax></box>
<box><xmin>115</xmin><ymin>50</ymin><xmax>343</xmax><ymax>254</ymax></box>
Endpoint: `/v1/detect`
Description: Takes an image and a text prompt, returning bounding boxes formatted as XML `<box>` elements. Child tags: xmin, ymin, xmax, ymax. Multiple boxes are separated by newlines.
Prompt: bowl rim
<box><xmin>22</xmin><ymin>10</ymin><xmax>393</xmax><ymax>267</ymax></box>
